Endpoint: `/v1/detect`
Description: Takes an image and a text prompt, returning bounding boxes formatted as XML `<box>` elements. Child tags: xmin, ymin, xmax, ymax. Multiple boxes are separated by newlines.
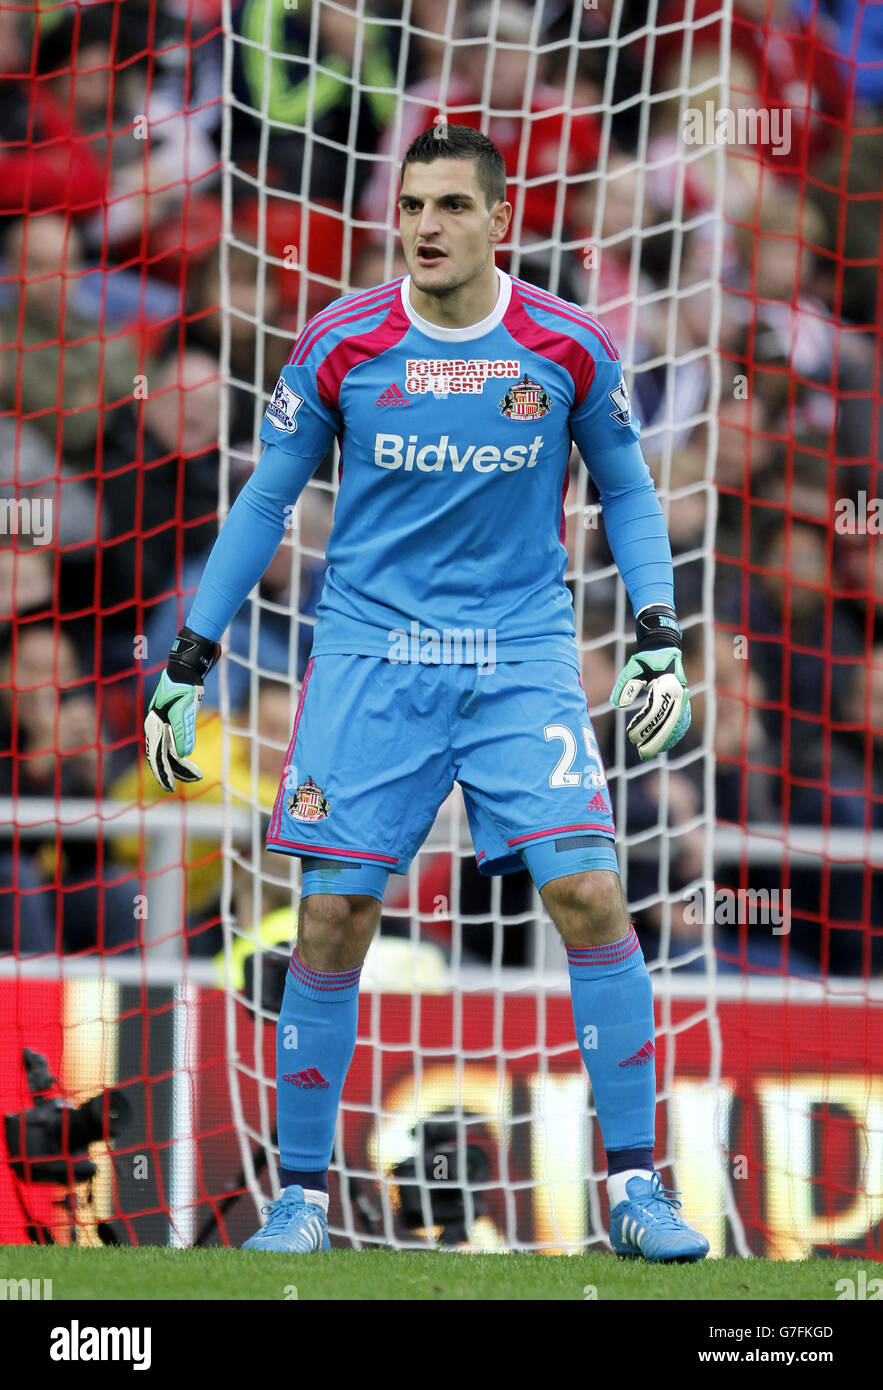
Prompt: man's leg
<box><xmin>541</xmin><ymin>870</ymin><xmax>655</xmax><ymax>1194</ymax></box>
<box><xmin>243</xmin><ymin>880</ymin><xmax>383</xmax><ymax>1253</ymax></box>
<box><xmin>542</xmin><ymin>868</ymin><xmax>709</xmax><ymax>1262</ymax></box>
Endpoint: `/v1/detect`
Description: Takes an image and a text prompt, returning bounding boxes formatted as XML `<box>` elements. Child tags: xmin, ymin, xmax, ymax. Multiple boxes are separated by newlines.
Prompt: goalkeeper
<box><xmin>145</xmin><ymin>125</ymin><xmax>705</xmax><ymax>1261</ymax></box>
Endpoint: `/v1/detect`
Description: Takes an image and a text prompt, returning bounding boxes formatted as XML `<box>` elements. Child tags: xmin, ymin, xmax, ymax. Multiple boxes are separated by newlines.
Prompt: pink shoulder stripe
<box><xmin>516</xmin><ymin>289</ymin><xmax>619</xmax><ymax>362</ymax></box>
<box><xmin>316</xmin><ymin>297</ymin><xmax>411</xmax><ymax>412</ymax></box>
<box><xmin>287</xmin><ymin>282</ymin><xmax>403</xmax><ymax>365</ymax></box>
<box><xmin>511</xmin><ymin>276</ymin><xmax>619</xmax><ymax>360</ymax></box>
<box><xmin>286</xmin><ymin>283</ymin><xmax>399</xmax><ymax>363</ymax></box>
<box><xmin>511</xmin><ymin>275</ymin><xmax>619</xmax><ymax>355</ymax></box>
<box><xmin>292</xmin><ymin>292</ymin><xmax>400</xmax><ymax>367</ymax></box>
<box><xmin>502</xmin><ymin>293</ymin><xmax>596</xmax><ymax>407</ymax></box>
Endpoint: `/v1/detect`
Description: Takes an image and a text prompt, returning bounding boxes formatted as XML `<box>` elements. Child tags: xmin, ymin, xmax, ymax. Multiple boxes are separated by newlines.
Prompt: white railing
<box><xmin>2</xmin><ymin>797</ymin><xmax>880</xmax><ymax>958</ymax></box>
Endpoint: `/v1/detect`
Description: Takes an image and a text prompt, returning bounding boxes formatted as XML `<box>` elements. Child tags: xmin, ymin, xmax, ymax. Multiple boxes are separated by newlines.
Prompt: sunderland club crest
<box><xmin>498</xmin><ymin>373</ymin><xmax>552</xmax><ymax>420</ymax></box>
<box><xmin>288</xmin><ymin>777</ymin><xmax>331</xmax><ymax>822</ymax></box>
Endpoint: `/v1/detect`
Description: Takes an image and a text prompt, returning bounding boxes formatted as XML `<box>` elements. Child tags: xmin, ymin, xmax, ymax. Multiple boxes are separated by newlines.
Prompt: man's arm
<box><xmin>144</xmin><ymin>441</ymin><xmax>323</xmax><ymax>791</ymax></box>
<box><xmin>145</xmin><ymin>321</ymin><xmax>342</xmax><ymax>793</ymax></box>
<box><xmin>570</xmin><ymin>362</ymin><xmax>691</xmax><ymax>760</ymax></box>
<box><xmin>580</xmin><ymin>438</ymin><xmax>675</xmax><ymax>617</ymax></box>
<box><xmin>185</xmin><ymin>442</ymin><xmax>321</xmax><ymax>640</ymax></box>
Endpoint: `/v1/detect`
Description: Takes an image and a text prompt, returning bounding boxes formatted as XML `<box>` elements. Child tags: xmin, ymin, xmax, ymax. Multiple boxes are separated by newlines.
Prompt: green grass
<box><xmin>0</xmin><ymin>1247</ymin><xmax>863</xmax><ymax>1301</ymax></box>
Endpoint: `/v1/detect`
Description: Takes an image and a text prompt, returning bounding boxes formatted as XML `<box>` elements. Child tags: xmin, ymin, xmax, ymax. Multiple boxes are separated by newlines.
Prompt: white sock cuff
<box><xmin>606</xmin><ymin>1167</ymin><xmax>654</xmax><ymax>1208</ymax></box>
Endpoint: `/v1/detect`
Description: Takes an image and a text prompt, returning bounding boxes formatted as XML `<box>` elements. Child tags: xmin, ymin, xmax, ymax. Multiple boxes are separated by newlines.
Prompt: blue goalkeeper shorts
<box><xmin>266</xmin><ymin>654</ymin><xmax>618</xmax><ymax>898</ymax></box>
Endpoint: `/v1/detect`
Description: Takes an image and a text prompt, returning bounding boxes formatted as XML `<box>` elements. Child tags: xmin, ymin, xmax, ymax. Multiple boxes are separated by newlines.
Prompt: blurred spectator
<box><xmin>36</xmin><ymin>1</ymin><xmax>222</xmax><ymax>264</ymax></box>
<box><xmin>569</xmin><ymin>151</ymin><xmax>671</xmax><ymax>357</ymax></box>
<box><xmin>0</xmin><ymin>215</ymin><xmax>141</xmax><ymax>465</ymax></box>
<box><xmin>719</xmin><ymin>432</ymin><xmax>834</xmax><ymax>572</ymax></box>
<box><xmin>143</xmin><ymin>484</ymin><xmax>333</xmax><ymax>710</ymax></box>
<box><xmin>109</xmin><ymin>679</ymin><xmax>296</xmax><ymax>936</ymax></box>
<box><xmin>703</xmin><ymin>629</ymin><xmax>780</xmax><ymax>826</ymax></box>
<box><xmin>0</xmin><ymin>317</ymin><xmax>108</xmax><ymax>563</ymax></box>
<box><xmin>791</xmin><ymin>0</ymin><xmax>883</xmax><ymax>111</ymax></box>
<box><xmin>0</xmin><ymin>6</ymin><xmax>106</xmax><ymax>224</ymax></box>
<box><xmin>358</xmin><ymin>1</ymin><xmax>602</xmax><ymax>248</ymax></box>
<box><xmin>0</xmin><ymin>412</ymin><xmax>107</xmax><ymax>556</ymax></box>
<box><xmin>714</xmin><ymin>386</ymin><xmax>778</xmax><ymax>561</ymax></box>
<box><xmin>810</xmin><ymin>124</ymin><xmax>883</xmax><ymax>330</ymax></box>
<box><xmin>231</xmin><ymin>0</ymin><xmax>398</xmax><ymax>203</ymax></box>
<box><xmin>0</xmin><ymin>616</ymin><xmax>138</xmax><ymax>954</ymax></box>
<box><xmin>753</xmin><ymin>436</ymin><xmax>833</xmax><ymax>526</ymax></box>
<box><xmin>349</xmin><ymin>241</ymin><xmax>408</xmax><ymax>290</ymax></box>
<box><xmin>0</xmin><ymin>541</ymin><xmax>54</xmax><ymax>626</ymax></box>
<box><xmin>90</xmin><ymin>349</ymin><xmax>223</xmax><ymax>670</ymax></box>
<box><xmin>653</xmin><ymin>0</ymin><xmax>851</xmax><ymax>191</ymax></box>
<box><xmin>728</xmin><ymin>515</ymin><xmax>865</xmax><ymax>808</ymax></box>
<box><xmin>187</xmin><ymin>241</ymin><xmax>287</xmax><ymax>445</ymax></box>
<box><xmin>839</xmin><ymin>643</ymin><xmax>883</xmax><ymax>826</ymax></box>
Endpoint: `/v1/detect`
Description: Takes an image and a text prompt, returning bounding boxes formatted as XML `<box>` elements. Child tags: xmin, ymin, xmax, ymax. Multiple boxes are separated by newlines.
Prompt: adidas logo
<box><xmin>587</xmin><ymin>791</ymin><xmax>611</xmax><ymax>814</ymax></box>
<box><xmin>282</xmin><ymin>1068</ymin><xmax>331</xmax><ymax>1089</ymax></box>
<box><xmin>618</xmin><ymin>1040</ymin><xmax>655</xmax><ymax>1068</ymax></box>
<box><xmin>376</xmin><ymin>383</ymin><xmax>410</xmax><ymax>407</ymax></box>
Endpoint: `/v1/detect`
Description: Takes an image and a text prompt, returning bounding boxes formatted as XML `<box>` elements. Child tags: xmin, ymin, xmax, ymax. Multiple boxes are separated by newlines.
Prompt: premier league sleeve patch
<box><xmin>266</xmin><ymin>376</ymin><xmax>305</xmax><ymax>433</ymax></box>
<box><xmin>608</xmin><ymin>378</ymin><xmax>633</xmax><ymax>425</ymax></box>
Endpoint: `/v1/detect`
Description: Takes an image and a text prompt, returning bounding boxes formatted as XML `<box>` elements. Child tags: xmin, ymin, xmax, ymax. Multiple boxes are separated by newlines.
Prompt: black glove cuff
<box><xmin>635</xmin><ymin>604</ymin><xmax>682</xmax><ymax>652</ymax></box>
<box><xmin>167</xmin><ymin>626</ymin><xmax>221</xmax><ymax>685</ymax></box>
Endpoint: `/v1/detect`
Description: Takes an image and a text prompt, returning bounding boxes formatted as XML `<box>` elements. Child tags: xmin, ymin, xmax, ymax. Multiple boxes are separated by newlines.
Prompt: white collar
<box><xmin>400</xmin><ymin>266</ymin><xmax>511</xmax><ymax>341</ymax></box>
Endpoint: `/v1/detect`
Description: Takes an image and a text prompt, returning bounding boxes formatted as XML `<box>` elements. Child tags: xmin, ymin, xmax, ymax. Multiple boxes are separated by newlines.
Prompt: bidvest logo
<box><xmin>374</xmin><ymin>433</ymin><xmax>544</xmax><ymax>473</ymax></box>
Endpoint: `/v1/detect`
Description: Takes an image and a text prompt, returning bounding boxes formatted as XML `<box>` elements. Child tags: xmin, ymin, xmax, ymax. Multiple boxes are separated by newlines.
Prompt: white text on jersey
<box><xmin>405</xmin><ymin>359</ymin><xmax>520</xmax><ymax>395</ymax></box>
<box><xmin>374</xmin><ymin>433</ymin><xmax>544</xmax><ymax>472</ymax></box>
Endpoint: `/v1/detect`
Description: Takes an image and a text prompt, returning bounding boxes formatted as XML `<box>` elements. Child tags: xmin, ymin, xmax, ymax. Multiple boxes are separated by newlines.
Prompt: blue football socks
<box><xmin>275</xmin><ymin>950</ymin><xmax>361</xmax><ymax>1186</ymax></box>
<box><xmin>566</xmin><ymin>925</ymin><xmax>656</xmax><ymax>1156</ymax></box>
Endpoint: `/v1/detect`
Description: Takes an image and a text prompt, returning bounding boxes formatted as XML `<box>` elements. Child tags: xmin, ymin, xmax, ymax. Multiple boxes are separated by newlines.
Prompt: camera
<box><xmin>391</xmin><ymin>1113</ymin><xmax>491</xmax><ymax>1246</ymax></box>
<box><xmin>3</xmin><ymin>1047</ymin><xmax>131</xmax><ymax>1185</ymax></box>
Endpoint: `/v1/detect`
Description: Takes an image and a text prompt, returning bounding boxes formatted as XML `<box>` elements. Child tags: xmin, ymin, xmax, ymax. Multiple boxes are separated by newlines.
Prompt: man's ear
<box><xmin>490</xmin><ymin>200</ymin><xmax>513</xmax><ymax>244</ymax></box>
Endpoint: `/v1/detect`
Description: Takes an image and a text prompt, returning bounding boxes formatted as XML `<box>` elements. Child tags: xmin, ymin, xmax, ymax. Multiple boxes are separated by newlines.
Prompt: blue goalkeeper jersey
<box><xmin>187</xmin><ymin>269</ymin><xmax>674</xmax><ymax>667</ymax></box>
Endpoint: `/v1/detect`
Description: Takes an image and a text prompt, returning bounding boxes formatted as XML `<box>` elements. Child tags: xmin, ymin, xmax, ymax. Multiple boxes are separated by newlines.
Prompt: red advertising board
<box><xmin>1</xmin><ymin>976</ymin><xmax>881</xmax><ymax>1259</ymax></box>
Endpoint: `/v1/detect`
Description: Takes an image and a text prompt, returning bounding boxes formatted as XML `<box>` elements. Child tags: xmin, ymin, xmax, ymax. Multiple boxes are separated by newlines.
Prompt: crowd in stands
<box><xmin>0</xmin><ymin>0</ymin><xmax>880</xmax><ymax>974</ymax></box>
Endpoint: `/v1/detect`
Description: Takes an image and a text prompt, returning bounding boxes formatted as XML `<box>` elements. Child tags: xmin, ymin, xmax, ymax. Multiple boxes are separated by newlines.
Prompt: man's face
<box><xmin>398</xmin><ymin>157</ymin><xmax>509</xmax><ymax>295</ymax></box>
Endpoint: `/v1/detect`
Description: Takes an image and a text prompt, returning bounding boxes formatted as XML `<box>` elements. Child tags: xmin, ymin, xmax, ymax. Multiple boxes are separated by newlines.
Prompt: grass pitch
<box><xmin>0</xmin><ymin>1247</ymin><xmax>861</xmax><ymax>1301</ymax></box>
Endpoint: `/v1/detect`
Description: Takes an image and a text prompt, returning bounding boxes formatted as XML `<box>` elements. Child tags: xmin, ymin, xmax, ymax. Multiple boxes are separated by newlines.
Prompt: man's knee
<box><xmin>297</xmin><ymin>893</ymin><xmax>381</xmax><ymax>970</ymax></box>
<box><xmin>541</xmin><ymin>870</ymin><xmax>629</xmax><ymax>946</ymax></box>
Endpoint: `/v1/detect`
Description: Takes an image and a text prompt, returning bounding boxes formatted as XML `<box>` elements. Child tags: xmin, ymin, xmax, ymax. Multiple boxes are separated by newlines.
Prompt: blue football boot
<box><xmin>609</xmin><ymin>1172</ymin><xmax>710</xmax><ymax>1262</ymax></box>
<box><xmin>242</xmin><ymin>1185</ymin><xmax>330</xmax><ymax>1253</ymax></box>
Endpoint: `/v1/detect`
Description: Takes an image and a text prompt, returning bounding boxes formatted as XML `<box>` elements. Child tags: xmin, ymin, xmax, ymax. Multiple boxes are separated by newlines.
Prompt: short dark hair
<box><xmin>400</xmin><ymin>125</ymin><xmax>507</xmax><ymax>210</ymax></box>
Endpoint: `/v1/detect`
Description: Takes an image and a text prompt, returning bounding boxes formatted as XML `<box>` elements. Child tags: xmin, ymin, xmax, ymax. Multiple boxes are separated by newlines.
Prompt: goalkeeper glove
<box><xmin>144</xmin><ymin>626</ymin><xmax>220</xmax><ymax>792</ymax></box>
<box><xmin>610</xmin><ymin>604</ymin><xmax>691</xmax><ymax>761</ymax></box>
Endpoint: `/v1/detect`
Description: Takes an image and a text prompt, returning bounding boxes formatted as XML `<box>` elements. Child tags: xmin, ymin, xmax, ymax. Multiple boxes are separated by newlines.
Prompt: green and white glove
<box><xmin>610</xmin><ymin>605</ymin><xmax>691</xmax><ymax>761</ymax></box>
<box><xmin>144</xmin><ymin>627</ymin><xmax>220</xmax><ymax>792</ymax></box>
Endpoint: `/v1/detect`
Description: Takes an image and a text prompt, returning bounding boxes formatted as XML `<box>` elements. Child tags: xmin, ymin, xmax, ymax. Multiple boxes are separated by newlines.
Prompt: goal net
<box><xmin>1</xmin><ymin>0</ymin><xmax>881</xmax><ymax>1262</ymax></box>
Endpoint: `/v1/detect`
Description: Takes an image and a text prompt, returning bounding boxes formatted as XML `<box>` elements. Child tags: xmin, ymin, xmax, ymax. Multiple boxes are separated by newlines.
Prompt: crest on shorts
<box><xmin>287</xmin><ymin>777</ymin><xmax>331</xmax><ymax>822</ymax></box>
<box><xmin>266</xmin><ymin>376</ymin><xmax>304</xmax><ymax>433</ymax></box>
<box><xmin>498</xmin><ymin>373</ymin><xmax>552</xmax><ymax>421</ymax></box>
